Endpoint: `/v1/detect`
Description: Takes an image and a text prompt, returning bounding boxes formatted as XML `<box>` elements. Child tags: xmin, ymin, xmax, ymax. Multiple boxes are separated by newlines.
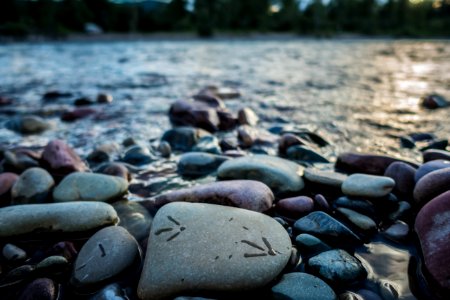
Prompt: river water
<box><xmin>0</xmin><ymin>39</ymin><xmax>449</xmax><ymax>299</ymax></box>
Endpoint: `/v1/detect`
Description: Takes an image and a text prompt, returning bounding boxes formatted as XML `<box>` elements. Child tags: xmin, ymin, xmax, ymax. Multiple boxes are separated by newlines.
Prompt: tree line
<box><xmin>1</xmin><ymin>0</ymin><xmax>449</xmax><ymax>38</ymax></box>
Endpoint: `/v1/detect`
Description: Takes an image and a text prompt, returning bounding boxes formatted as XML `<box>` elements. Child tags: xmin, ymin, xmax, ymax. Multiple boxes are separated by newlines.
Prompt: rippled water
<box><xmin>1</xmin><ymin>39</ymin><xmax>449</xmax><ymax>160</ymax></box>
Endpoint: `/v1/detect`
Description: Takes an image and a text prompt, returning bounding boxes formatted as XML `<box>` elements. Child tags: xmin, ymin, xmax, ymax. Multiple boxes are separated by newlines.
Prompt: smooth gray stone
<box><xmin>36</xmin><ymin>256</ymin><xmax>68</xmax><ymax>274</ymax></box>
<box><xmin>11</xmin><ymin>167</ymin><xmax>55</xmax><ymax>204</ymax></box>
<box><xmin>161</xmin><ymin>127</ymin><xmax>210</xmax><ymax>152</ymax></box>
<box><xmin>272</xmin><ymin>272</ymin><xmax>337</xmax><ymax>300</ymax></box>
<box><xmin>295</xmin><ymin>234</ymin><xmax>332</xmax><ymax>257</ymax></box>
<box><xmin>72</xmin><ymin>226</ymin><xmax>140</xmax><ymax>289</ymax></box>
<box><xmin>294</xmin><ymin>211</ymin><xmax>361</xmax><ymax>246</ymax></box>
<box><xmin>6</xmin><ymin>115</ymin><xmax>51</xmax><ymax>134</ymax></box>
<box><xmin>2</xmin><ymin>244</ymin><xmax>27</xmax><ymax>262</ymax></box>
<box><xmin>308</xmin><ymin>249</ymin><xmax>367</xmax><ymax>286</ymax></box>
<box><xmin>336</xmin><ymin>207</ymin><xmax>377</xmax><ymax>234</ymax></box>
<box><xmin>138</xmin><ymin>202</ymin><xmax>291</xmax><ymax>300</ymax></box>
<box><xmin>157</xmin><ymin>141</ymin><xmax>172</xmax><ymax>158</ymax></box>
<box><xmin>334</xmin><ymin>197</ymin><xmax>377</xmax><ymax>218</ymax></box>
<box><xmin>304</xmin><ymin>168</ymin><xmax>347</xmax><ymax>188</ymax></box>
<box><xmin>217</xmin><ymin>154</ymin><xmax>304</xmax><ymax>196</ymax></box>
<box><xmin>53</xmin><ymin>172</ymin><xmax>128</xmax><ymax>202</ymax></box>
<box><xmin>0</xmin><ymin>202</ymin><xmax>118</xmax><ymax>237</ymax></box>
<box><xmin>122</xmin><ymin>145</ymin><xmax>155</xmax><ymax>166</ymax></box>
<box><xmin>382</xmin><ymin>221</ymin><xmax>409</xmax><ymax>243</ymax></box>
<box><xmin>113</xmin><ymin>200</ymin><xmax>153</xmax><ymax>242</ymax></box>
<box><xmin>177</xmin><ymin>152</ymin><xmax>229</xmax><ymax>177</ymax></box>
<box><xmin>342</xmin><ymin>174</ymin><xmax>395</xmax><ymax>198</ymax></box>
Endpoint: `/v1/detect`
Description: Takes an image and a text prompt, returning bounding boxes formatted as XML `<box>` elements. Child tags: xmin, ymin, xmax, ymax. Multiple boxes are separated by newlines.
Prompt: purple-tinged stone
<box><xmin>18</xmin><ymin>278</ymin><xmax>57</xmax><ymax>300</ymax></box>
<box><xmin>413</xmin><ymin>168</ymin><xmax>450</xmax><ymax>206</ymax></box>
<box><xmin>415</xmin><ymin>160</ymin><xmax>450</xmax><ymax>182</ymax></box>
<box><xmin>41</xmin><ymin>140</ymin><xmax>88</xmax><ymax>178</ymax></box>
<box><xmin>276</xmin><ymin>196</ymin><xmax>314</xmax><ymax>219</ymax></box>
<box><xmin>422</xmin><ymin>149</ymin><xmax>450</xmax><ymax>162</ymax></box>
<box><xmin>384</xmin><ymin>162</ymin><xmax>416</xmax><ymax>199</ymax></box>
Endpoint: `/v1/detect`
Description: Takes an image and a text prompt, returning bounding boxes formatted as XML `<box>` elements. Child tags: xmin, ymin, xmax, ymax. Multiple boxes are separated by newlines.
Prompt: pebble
<box><xmin>36</xmin><ymin>256</ymin><xmax>69</xmax><ymax>274</ymax></box>
<box><xmin>113</xmin><ymin>200</ymin><xmax>153</xmax><ymax>243</ymax></box>
<box><xmin>168</xmin><ymin>100</ymin><xmax>221</xmax><ymax>132</ymax></box>
<box><xmin>286</xmin><ymin>145</ymin><xmax>329</xmax><ymax>163</ymax></box>
<box><xmin>388</xmin><ymin>201</ymin><xmax>411</xmax><ymax>222</ymax></box>
<box><xmin>382</xmin><ymin>221</ymin><xmax>410</xmax><ymax>243</ymax></box>
<box><xmin>97</xmin><ymin>93</ymin><xmax>113</xmax><ymax>104</ymax></box>
<box><xmin>336</xmin><ymin>207</ymin><xmax>377</xmax><ymax>235</ymax></box>
<box><xmin>336</xmin><ymin>153</ymin><xmax>417</xmax><ymax>175</ymax></box>
<box><xmin>307</xmin><ymin>249</ymin><xmax>367</xmax><ymax>286</ymax></box>
<box><xmin>295</xmin><ymin>233</ymin><xmax>332</xmax><ymax>257</ymax></box>
<box><xmin>357</xmin><ymin>289</ymin><xmax>383</xmax><ymax>300</ymax></box>
<box><xmin>2</xmin><ymin>243</ymin><xmax>27</xmax><ymax>262</ymax></box>
<box><xmin>304</xmin><ymin>168</ymin><xmax>348</xmax><ymax>189</ymax></box>
<box><xmin>90</xmin><ymin>283</ymin><xmax>128</xmax><ymax>300</ymax></box>
<box><xmin>41</xmin><ymin>140</ymin><xmax>89</xmax><ymax>178</ymax></box>
<box><xmin>0</xmin><ymin>202</ymin><xmax>118</xmax><ymax>237</ymax></box>
<box><xmin>217</xmin><ymin>154</ymin><xmax>305</xmax><ymax>196</ymax></box>
<box><xmin>157</xmin><ymin>141</ymin><xmax>172</xmax><ymax>157</ymax></box>
<box><xmin>384</xmin><ymin>162</ymin><xmax>416</xmax><ymax>199</ymax></box>
<box><xmin>122</xmin><ymin>145</ymin><xmax>155</xmax><ymax>165</ymax></box>
<box><xmin>338</xmin><ymin>291</ymin><xmax>364</xmax><ymax>300</ymax></box>
<box><xmin>414</xmin><ymin>160</ymin><xmax>450</xmax><ymax>182</ymax></box>
<box><xmin>154</xmin><ymin>180</ymin><xmax>274</xmax><ymax>212</ymax></box>
<box><xmin>97</xmin><ymin>162</ymin><xmax>131</xmax><ymax>181</ymax></box>
<box><xmin>18</xmin><ymin>278</ymin><xmax>57</xmax><ymax>300</ymax></box>
<box><xmin>0</xmin><ymin>172</ymin><xmax>19</xmax><ymax>204</ymax></box>
<box><xmin>342</xmin><ymin>174</ymin><xmax>395</xmax><ymax>198</ymax></box>
<box><xmin>314</xmin><ymin>194</ymin><xmax>330</xmax><ymax>211</ymax></box>
<box><xmin>3</xmin><ymin>150</ymin><xmax>40</xmax><ymax>173</ymax></box>
<box><xmin>333</xmin><ymin>197</ymin><xmax>377</xmax><ymax>218</ymax></box>
<box><xmin>5</xmin><ymin>115</ymin><xmax>51</xmax><ymax>134</ymax></box>
<box><xmin>237</xmin><ymin>107</ymin><xmax>259</xmax><ymax>126</ymax></box>
<box><xmin>271</xmin><ymin>272</ymin><xmax>337</xmax><ymax>300</ymax></box>
<box><xmin>378</xmin><ymin>279</ymin><xmax>400</xmax><ymax>300</ymax></box>
<box><xmin>276</xmin><ymin>196</ymin><xmax>315</xmax><ymax>219</ymax></box>
<box><xmin>11</xmin><ymin>167</ymin><xmax>55</xmax><ymax>204</ymax></box>
<box><xmin>161</xmin><ymin>127</ymin><xmax>210</xmax><ymax>152</ymax></box>
<box><xmin>192</xmin><ymin>135</ymin><xmax>222</xmax><ymax>154</ymax></box>
<box><xmin>61</xmin><ymin>107</ymin><xmax>97</xmax><ymax>121</ymax></box>
<box><xmin>72</xmin><ymin>226</ymin><xmax>140</xmax><ymax>290</ymax></box>
<box><xmin>53</xmin><ymin>172</ymin><xmax>128</xmax><ymax>202</ymax></box>
<box><xmin>399</xmin><ymin>136</ymin><xmax>415</xmax><ymax>149</ymax></box>
<box><xmin>74</xmin><ymin>97</ymin><xmax>94</xmax><ymax>106</ymax></box>
<box><xmin>420</xmin><ymin>139</ymin><xmax>448</xmax><ymax>151</ymax></box>
<box><xmin>294</xmin><ymin>211</ymin><xmax>361</xmax><ymax>246</ymax></box>
<box><xmin>422</xmin><ymin>149</ymin><xmax>450</xmax><ymax>162</ymax></box>
<box><xmin>413</xmin><ymin>167</ymin><xmax>450</xmax><ymax>206</ymax></box>
<box><xmin>415</xmin><ymin>190</ymin><xmax>450</xmax><ymax>290</ymax></box>
<box><xmin>420</xmin><ymin>93</ymin><xmax>449</xmax><ymax>109</ymax></box>
<box><xmin>177</xmin><ymin>152</ymin><xmax>229</xmax><ymax>178</ymax></box>
<box><xmin>137</xmin><ymin>202</ymin><xmax>291</xmax><ymax>299</ymax></box>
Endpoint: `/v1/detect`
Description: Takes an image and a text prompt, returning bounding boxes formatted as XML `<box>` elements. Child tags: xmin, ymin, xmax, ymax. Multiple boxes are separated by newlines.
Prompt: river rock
<box><xmin>154</xmin><ymin>180</ymin><xmax>274</xmax><ymax>212</ymax></box>
<box><xmin>333</xmin><ymin>197</ymin><xmax>377</xmax><ymax>218</ymax></box>
<box><xmin>177</xmin><ymin>152</ymin><xmax>229</xmax><ymax>178</ymax></box>
<box><xmin>314</xmin><ymin>194</ymin><xmax>331</xmax><ymax>211</ymax></box>
<box><xmin>238</xmin><ymin>107</ymin><xmax>259</xmax><ymax>126</ymax></box>
<box><xmin>122</xmin><ymin>145</ymin><xmax>155</xmax><ymax>165</ymax></box>
<box><xmin>382</xmin><ymin>221</ymin><xmax>409</xmax><ymax>243</ymax></box>
<box><xmin>18</xmin><ymin>278</ymin><xmax>57</xmax><ymax>300</ymax></box>
<box><xmin>0</xmin><ymin>202</ymin><xmax>118</xmax><ymax>237</ymax></box>
<box><xmin>415</xmin><ymin>190</ymin><xmax>450</xmax><ymax>290</ymax></box>
<box><xmin>294</xmin><ymin>211</ymin><xmax>361</xmax><ymax>246</ymax></box>
<box><xmin>41</xmin><ymin>140</ymin><xmax>89</xmax><ymax>177</ymax></box>
<box><xmin>53</xmin><ymin>172</ymin><xmax>128</xmax><ymax>202</ymax></box>
<box><xmin>422</xmin><ymin>149</ymin><xmax>450</xmax><ymax>162</ymax></box>
<box><xmin>304</xmin><ymin>168</ymin><xmax>347</xmax><ymax>189</ymax></box>
<box><xmin>161</xmin><ymin>127</ymin><xmax>210</xmax><ymax>152</ymax></box>
<box><xmin>413</xmin><ymin>168</ymin><xmax>450</xmax><ymax>206</ymax></box>
<box><xmin>420</xmin><ymin>139</ymin><xmax>448</xmax><ymax>151</ymax></box>
<box><xmin>137</xmin><ymin>202</ymin><xmax>291</xmax><ymax>299</ymax></box>
<box><xmin>3</xmin><ymin>150</ymin><xmax>40</xmax><ymax>173</ymax></box>
<box><xmin>272</xmin><ymin>272</ymin><xmax>337</xmax><ymax>300</ymax></box>
<box><xmin>158</xmin><ymin>141</ymin><xmax>172</xmax><ymax>157</ymax></box>
<box><xmin>217</xmin><ymin>155</ymin><xmax>304</xmax><ymax>196</ymax></box>
<box><xmin>169</xmin><ymin>99</ymin><xmax>222</xmax><ymax>132</ymax></box>
<box><xmin>2</xmin><ymin>243</ymin><xmax>27</xmax><ymax>262</ymax></box>
<box><xmin>72</xmin><ymin>226</ymin><xmax>140</xmax><ymax>290</ymax></box>
<box><xmin>96</xmin><ymin>162</ymin><xmax>131</xmax><ymax>181</ymax></box>
<box><xmin>308</xmin><ymin>249</ymin><xmax>367</xmax><ymax>286</ymax></box>
<box><xmin>420</xmin><ymin>94</ymin><xmax>449</xmax><ymax>109</ymax></box>
<box><xmin>11</xmin><ymin>167</ymin><xmax>55</xmax><ymax>204</ymax></box>
<box><xmin>97</xmin><ymin>93</ymin><xmax>113</xmax><ymax>104</ymax></box>
<box><xmin>342</xmin><ymin>174</ymin><xmax>395</xmax><ymax>198</ymax></box>
<box><xmin>61</xmin><ymin>107</ymin><xmax>97</xmax><ymax>121</ymax></box>
<box><xmin>414</xmin><ymin>160</ymin><xmax>450</xmax><ymax>182</ymax></box>
<box><xmin>36</xmin><ymin>256</ymin><xmax>69</xmax><ymax>274</ymax></box>
<box><xmin>384</xmin><ymin>162</ymin><xmax>416</xmax><ymax>200</ymax></box>
<box><xmin>335</xmin><ymin>153</ymin><xmax>417</xmax><ymax>175</ymax></box>
<box><xmin>295</xmin><ymin>234</ymin><xmax>332</xmax><ymax>257</ymax></box>
<box><xmin>192</xmin><ymin>135</ymin><xmax>222</xmax><ymax>154</ymax></box>
<box><xmin>0</xmin><ymin>172</ymin><xmax>19</xmax><ymax>204</ymax></box>
<box><xmin>336</xmin><ymin>207</ymin><xmax>377</xmax><ymax>235</ymax></box>
<box><xmin>113</xmin><ymin>200</ymin><xmax>153</xmax><ymax>243</ymax></box>
<box><xmin>276</xmin><ymin>196</ymin><xmax>314</xmax><ymax>219</ymax></box>
<box><xmin>5</xmin><ymin>115</ymin><xmax>51</xmax><ymax>134</ymax></box>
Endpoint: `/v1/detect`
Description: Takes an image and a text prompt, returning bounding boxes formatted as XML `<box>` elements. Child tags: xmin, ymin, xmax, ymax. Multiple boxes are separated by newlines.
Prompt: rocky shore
<box><xmin>0</xmin><ymin>86</ymin><xmax>449</xmax><ymax>300</ymax></box>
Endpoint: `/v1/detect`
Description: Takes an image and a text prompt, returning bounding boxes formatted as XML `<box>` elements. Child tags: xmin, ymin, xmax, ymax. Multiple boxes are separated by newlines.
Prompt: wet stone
<box><xmin>382</xmin><ymin>221</ymin><xmax>409</xmax><ymax>243</ymax></box>
<box><xmin>157</xmin><ymin>141</ymin><xmax>172</xmax><ymax>158</ymax></box>
<box><xmin>335</xmin><ymin>153</ymin><xmax>417</xmax><ymax>175</ymax></box>
<box><xmin>414</xmin><ymin>160</ymin><xmax>450</xmax><ymax>183</ymax></box>
<box><xmin>338</xmin><ymin>291</ymin><xmax>364</xmax><ymax>300</ymax></box>
<box><xmin>53</xmin><ymin>172</ymin><xmax>128</xmax><ymax>202</ymax></box>
<box><xmin>217</xmin><ymin>154</ymin><xmax>304</xmax><ymax>196</ymax></box>
<box><xmin>333</xmin><ymin>196</ymin><xmax>377</xmax><ymax>218</ymax></box>
<box><xmin>90</xmin><ymin>283</ymin><xmax>128</xmax><ymax>300</ymax></box>
<box><xmin>276</xmin><ymin>196</ymin><xmax>315</xmax><ymax>219</ymax></box>
<box><xmin>357</xmin><ymin>289</ymin><xmax>383</xmax><ymax>300</ymax></box>
<box><xmin>307</xmin><ymin>249</ymin><xmax>367</xmax><ymax>286</ymax></box>
<box><xmin>72</xmin><ymin>226</ymin><xmax>140</xmax><ymax>290</ymax></box>
<box><xmin>342</xmin><ymin>174</ymin><xmax>395</xmax><ymax>198</ymax></box>
<box><xmin>2</xmin><ymin>243</ymin><xmax>27</xmax><ymax>262</ymax></box>
<box><xmin>271</xmin><ymin>272</ymin><xmax>337</xmax><ymax>300</ymax></box>
<box><xmin>384</xmin><ymin>162</ymin><xmax>416</xmax><ymax>200</ymax></box>
<box><xmin>295</xmin><ymin>233</ymin><xmax>332</xmax><ymax>257</ymax></box>
<box><xmin>286</xmin><ymin>145</ymin><xmax>329</xmax><ymax>163</ymax></box>
<box><xmin>5</xmin><ymin>115</ymin><xmax>51</xmax><ymax>134</ymax></box>
<box><xmin>36</xmin><ymin>256</ymin><xmax>69</xmax><ymax>274</ymax></box>
<box><xmin>0</xmin><ymin>172</ymin><xmax>19</xmax><ymax>204</ymax></box>
<box><xmin>422</xmin><ymin>149</ymin><xmax>450</xmax><ymax>162</ymax></box>
<box><xmin>113</xmin><ymin>200</ymin><xmax>153</xmax><ymax>243</ymax></box>
<box><xmin>314</xmin><ymin>194</ymin><xmax>330</xmax><ymax>211</ymax></box>
<box><xmin>237</xmin><ymin>107</ymin><xmax>259</xmax><ymax>126</ymax></box>
<box><xmin>413</xmin><ymin>168</ymin><xmax>450</xmax><ymax>206</ymax></box>
<box><xmin>294</xmin><ymin>211</ymin><xmax>361</xmax><ymax>246</ymax></box>
<box><xmin>0</xmin><ymin>202</ymin><xmax>118</xmax><ymax>237</ymax></box>
<box><xmin>177</xmin><ymin>152</ymin><xmax>229</xmax><ymax>178</ymax></box>
<box><xmin>161</xmin><ymin>127</ymin><xmax>210</xmax><ymax>152</ymax></box>
<box><xmin>192</xmin><ymin>135</ymin><xmax>222</xmax><ymax>154</ymax></box>
<box><xmin>388</xmin><ymin>201</ymin><xmax>411</xmax><ymax>222</ymax></box>
<box><xmin>3</xmin><ymin>150</ymin><xmax>40</xmax><ymax>173</ymax></box>
<box><xmin>137</xmin><ymin>202</ymin><xmax>291</xmax><ymax>300</ymax></box>
<box><xmin>420</xmin><ymin>139</ymin><xmax>448</xmax><ymax>151</ymax></box>
<box><xmin>61</xmin><ymin>107</ymin><xmax>97</xmax><ymax>121</ymax></box>
<box><xmin>122</xmin><ymin>145</ymin><xmax>155</xmax><ymax>166</ymax></box>
<box><xmin>304</xmin><ymin>168</ymin><xmax>348</xmax><ymax>189</ymax></box>
<box><xmin>169</xmin><ymin>100</ymin><xmax>221</xmax><ymax>132</ymax></box>
<box><xmin>336</xmin><ymin>207</ymin><xmax>377</xmax><ymax>235</ymax></box>
<box><xmin>11</xmin><ymin>167</ymin><xmax>55</xmax><ymax>205</ymax></box>
<box><xmin>154</xmin><ymin>180</ymin><xmax>274</xmax><ymax>212</ymax></box>
<box><xmin>420</xmin><ymin>93</ymin><xmax>449</xmax><ymax>109</ymax></box>
<box><xmin>96</xmin><ymin>162</ymin><xmax>131</xmax><ymax>182</ymax></box>
<box><xmin>18</xmin><ymin>278</ymin><xmax>57</xmax><ymax>300</ymax></box>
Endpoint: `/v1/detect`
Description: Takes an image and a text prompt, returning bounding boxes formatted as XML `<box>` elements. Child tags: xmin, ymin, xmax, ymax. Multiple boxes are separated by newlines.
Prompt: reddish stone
<box><xmin>61</xmin><ymin>108</ymin><xmax>97</xmax><ymax>122</ymax></box>
<box><xmin>414</xmin><ymin>168</ymin><xmax>450</xmax><ymax>206</ymax></box>
<box><xmin>278</xmin><ymin>133</ymin><xmax>308</xmax><ymax>155</ymax></box>
<box><xmin>415</xmin><ymin>191</ymin><xmax>450</xmax><ymax>290</ymax></box>
<box><xmin>276</xmin><ymin>196</ymin><xmax>314</xmax><ymax>219</ymax></box>
<box><xmin>169</xmin><ymin>100</ymin><xmax>220</xmax><ymax>132</ymax></box>
<box><xmin>0</xmin><ymin>172</ymin><xmax>19</xmax><ymax>206</ymax></box>
<box><xmin>100</xmin><ymin>163</ymin><xmax>131</xmax><ymax>182</ymax></box>
<box><xmin>335</xmin><ymin>152</ymin><xmax>418</xmax><ymax>175</ymax></box>
<box><xmin>423</xmin><ymin>149</ymin><xmax>450</xmax><ymax>162</ymax></box>
<box><xmin>40</xmin><ymin>140</ymin><xmax>88</xmax><ymax>178</ymax></box>
<box><xmin>384</xmin><ymin>162</ymin><xmax>416</xmax><ymax>200</ymax></box>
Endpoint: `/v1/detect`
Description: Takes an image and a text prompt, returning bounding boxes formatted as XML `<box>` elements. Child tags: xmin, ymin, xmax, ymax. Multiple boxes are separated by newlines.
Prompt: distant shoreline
<box><xmin>1</xmin><ymin>32</ymin><xmax>450</xmax><ymax>44</ymax></box>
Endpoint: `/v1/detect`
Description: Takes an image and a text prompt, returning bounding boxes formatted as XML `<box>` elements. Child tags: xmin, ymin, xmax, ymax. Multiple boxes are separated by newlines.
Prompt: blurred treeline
<box><xmin>0</xmin><ymin>0</ymin><xmax>449</xmax><ymax>38</ymax></box>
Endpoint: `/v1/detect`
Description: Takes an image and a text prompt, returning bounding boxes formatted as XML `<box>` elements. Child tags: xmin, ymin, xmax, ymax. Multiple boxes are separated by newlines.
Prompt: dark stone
<box><xmin>415</xmin><ymin>160</ymin><xmax>450</xmax><ymax>182</ymax></box>
<box><xmin>336</xmin><ymin>207</ymin><xmax>377</xmax><ymax>235</ymax></box>
<box><xmin>169</xmin><ymin>100</ymin><xmax>221</xmax><ymax>132</ymax></box>
<box><xmin>18</xmin><ymin>278</ymin><xmax>57</xmax><ymax>300</ymax></box>
<box><xmin>276</xmin><ymin>196</ymin><xmax>315</xmax><ymax>219</ymax></box>
<box><xmin>157</xmin><ymin>141</ymin><xmax>171</xmax><ymax>158</ymax></box>
<box><xmin>97</xmin><ymin>162</ymin><xmax>131</xmax><ymax>181</ymax></box>
<box><xmin>192</xmin><ymin>135</ymin><xmax>222</xmax><ymax>154</ymax></box>
<box><xmin>43</xmin><ymin>90</ymin><xmax>72</xmax><ymax>100</ymax></box>
<box><xmin>161</xmin><ymin>127</ymin><xmax>210</xmax><ymax>152</ymax></box>
<box><xmin>422</xmin><ymin>149</ymin><xmax>450</xmax><ymax>162</ymax></box>
<box><xmin>420</xmin><ymin>94</ymin><xmax>449</xmax><ymax>109</ymax></box>
<box><xmin>11</xmin><ymin>167</ymin><xmax>55</xmax><ymax>204</ymax></box>
<box><xmin>399</xmin><ymin>136</ymin><xmax>415</xmax><ymax>149</ymax></box>
<box><xmin>0</xmin><ymin>172</ymin><xmax>19</xmax><ymax>205</ymax></box>
<box><xmin>278</xmin><ymin>133</ymin><xmax>307</xmax><ymax>155</ymax></box>
<box><xmin>2</xmin><ymin>150</ymin><xmax>40</xmax><ymax>173</ymax></box>
<box><xmin>177</xmin><ymin>152</ymin><xmax>229</xmax><ymax>178</ymax></box>
<box><xmin>5</xmin><ymin>116</ymin><xmax>51</xmax><ymax>134</ymax></box>
<box><xmin>410</xmin><ymin>133</ymin><xmax>436</xmax><ymax>142</ymax></box>
<box><xmin>413</xmin><ymin>168</ymin><xmax>450</xmax><ymax>206</ymax></box>
<box><xmin>2</xmin><ymin>243</ymin><xmax>27</xmax><ymax>262</ymax></box>
<box><xmin>113</xmin><ymin>200</ymin><xmax>153</xmax><ymax>243</ymax></box>
<box><xmin>122</xmin><ymin>145</ymin><xmax>155</xmax><ymax>166</ymax></box>
<box><xmin>61</xmin><ymin>107</ymin><xmax>97</xmax><ymax>122</ymax></box>
<box><xmin>74</xmin><ymin>97</ymin><xmax>94</xmax><ymax>106</ymax></box>
<box><xmin>420</xmin><ymin>139</ymin><xmax>448</xmax><ymax>152</ymax></box>
<box><xmin>384</xmin><ymin>162</ymin><xmax>416</xmax><ymax>200</ymax></box>
<box><xmin>335</xmin><ymin>153</ymin><xmax>418</xmax><ymax>175</ymax></box>
<box><xmin>286</xmin><ymin>145</ymin><xmax>329</xmax><ymax>163</ymax></box>
<box><xmin>314</xmin><ymin>194</ymin><xmax>330</xmax><ymax>211</ymax></box>
<box><xmin>97</xmin><ymin>93</ymin><xmax>113</xmax><ymax>104</ymax></box>
<box><xmin>272</xmin><ymin>272</ymin><xmax>337</xmax><ymax>300</ymax></box>
<box><xmin>295</xmin><ymin>234</ymin><xmax>332</xmax><ymax>257</ymax></box>
<box><xmin>237</xmin><ymin>108</ymin><xmax>259</xmax><ymax>126</ymax></box>
<box><xmin>192</xmin><ymin>93</ymin><xmax>225</xmax><ymax>109</ymax></box>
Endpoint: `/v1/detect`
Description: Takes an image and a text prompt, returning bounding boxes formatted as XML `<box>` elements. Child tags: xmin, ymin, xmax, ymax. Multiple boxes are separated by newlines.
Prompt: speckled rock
<box><xmin>137</xmin><ymin>202</ymin><xmax>291</xmax><ymax>300</ymax></box>
<box><xmin>11</xmin><ymin>167</ymin><xmax>55</xmax><ymax>204</ymax></box>
<box><xmin>272</xmin><ymin>272</ymin><xmax>337</xmax><ymax>300</ymax></box>
<box><xmin>177</xmin><ymin>152</ymin><xmax>229</xmax><ymax>178</ymax></box>
<box><xmin>154</xmin><ymin>180</ymin><xmax>274</xmax><ymax>212</ymax></box>
<box><xmin>336</xmin><ymin>153</ymin><xmax>417</xmax><ymax>175</ymax></box>
<box><xmin>342</xmin><ymin>174</ymin><xmax>395</xmax><ymax>198</ymax></box>
<box><xmin>72</xmin><ymin>226</ymin><xmax>140</xmax><ymax>289</ymax></box>
<box><xmin>308</xmin><ymin>249</ymin><xmax>367</xmax><ymax>286</ymax></box>
<box><xmin>18</xmin><ymin>278</ymin><xmax>57</xmax><ymax>300</ymax></box>
<box><xmin>276</xmin><ymin>196</ymin><xmax>315</xmax><ymax>219</ymax></box>
<box><xmin>217</xmin><ymin>155</ymin><xmax>304</xmax><ymax>196</ymax></box>
<box><xmin>53</xmin><ymin>172</ymin><xmax>128</xmax><ymax>202</ymax></box>
<box><xmin>0</xmin><ymin>202</ymin><xmax>118</xmax><ymax>237</ymax></box>
<box><xmin>413</xmin><ymin>168</ymin><xmax>450</xmax><ymax>206</ymax></box>
<box><xmin>414</xmin><ymin>160</ymin><xmax>450</xmax><ymax>182</ymax></box>
<box><xmin>415</xmin><ymin>190</ymin><xmax>450</xmax><ymax>290</ymax></box>
<box><xmin>41</xmin><ymin>140</ymin><xmax>89</xmax><ymax>178</ymax></box>
<box><xmin>384</xmin><ymin>162</ymin><xmax>416</xmax><ymax>199</ymax></box>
